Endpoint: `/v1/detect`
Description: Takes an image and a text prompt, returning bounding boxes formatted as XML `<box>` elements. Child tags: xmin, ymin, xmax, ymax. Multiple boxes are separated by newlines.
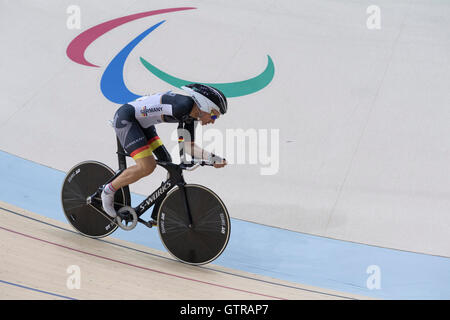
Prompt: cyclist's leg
<box><xmin>141</xmin><ymin>126</ymin><xmax>172</xmax><ymax>221</ymax></box>
<box><xmin>143</xmin><ymin>125</ymin><xmax>172</xmax><ymax>162</ymax></box>
<box><xmin>111</xmin><ymin>156</ymin><xmax>156</xmax><ymax>189</ymax></box>
<box><xmin>102</xmin><ymin>154</ymin><xmax>156</xmax><ymax>218</ymax></box>
<box><xmin>111</xmin><ymin>112</ymin><xmax>159</xmax><ymax>189</ymax></box>
<box><xmin>102</xmin><ymin>105</ymin><xmax>157</xmax><ymax>217</ymax></box>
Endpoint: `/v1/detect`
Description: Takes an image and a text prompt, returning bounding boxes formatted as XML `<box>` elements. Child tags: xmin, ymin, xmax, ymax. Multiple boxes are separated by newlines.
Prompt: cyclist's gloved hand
<box><xmin>209</xmin><ymin>153</ymin><xmax>227</xmax><ymax>168</ymax></box>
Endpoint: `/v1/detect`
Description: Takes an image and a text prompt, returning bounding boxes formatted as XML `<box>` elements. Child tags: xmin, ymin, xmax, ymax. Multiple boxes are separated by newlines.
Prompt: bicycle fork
<box><xmin>178</xmin><ymin>183</ymin><xmax>194</xmax><ymax>228</ymax></box>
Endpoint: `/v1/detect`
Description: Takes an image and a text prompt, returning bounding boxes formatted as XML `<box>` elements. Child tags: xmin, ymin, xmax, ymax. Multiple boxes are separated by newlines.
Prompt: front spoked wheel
<box><xmin>157</xmin><ymin>184</ymin><xmax>231</xmax><ymax>265</ymax></box>
<box><xmin>61</xmin><ymin>161</ymin><xmax>127</xmax><ymax>238</ymax></box>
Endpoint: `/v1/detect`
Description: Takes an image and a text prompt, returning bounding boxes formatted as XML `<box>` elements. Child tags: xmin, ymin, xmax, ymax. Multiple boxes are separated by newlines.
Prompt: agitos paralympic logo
<box><xmin>66</xmin><ymin>7</ymin><xmax>275</xmax><ymax>104</ymax></box>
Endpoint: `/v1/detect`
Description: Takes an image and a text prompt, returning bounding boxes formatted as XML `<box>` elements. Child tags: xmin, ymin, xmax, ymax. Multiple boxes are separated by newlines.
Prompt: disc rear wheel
<box><xmin>61</xmin><ymin>161</ymin><xmax>127</xmax><ymax>238</ymax></box>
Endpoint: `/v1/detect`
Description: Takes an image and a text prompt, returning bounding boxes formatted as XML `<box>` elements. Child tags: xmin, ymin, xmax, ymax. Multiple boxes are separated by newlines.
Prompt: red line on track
<box><xmin>0</xmin><ymin>226</ymin><xmax>286</xmax><ymax>300</ymax></box>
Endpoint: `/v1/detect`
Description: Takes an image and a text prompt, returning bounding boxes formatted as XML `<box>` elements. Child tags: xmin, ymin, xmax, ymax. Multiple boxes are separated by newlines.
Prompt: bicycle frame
<box><xmin>114</xmin><ymin>134</ymin><xmax>205</xmax><ymax>226</ymax></box>
<box><xmin>113</xmin><ymin>137</ymin><xmax>189</xmax><ymax>217</ymax></box>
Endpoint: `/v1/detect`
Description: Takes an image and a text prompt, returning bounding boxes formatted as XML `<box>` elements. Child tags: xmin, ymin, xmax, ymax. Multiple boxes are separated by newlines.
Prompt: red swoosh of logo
<box><xmin>66</xmin><ymin>7</ymin><xmax>196</xmax><ymax>67</ymax></box>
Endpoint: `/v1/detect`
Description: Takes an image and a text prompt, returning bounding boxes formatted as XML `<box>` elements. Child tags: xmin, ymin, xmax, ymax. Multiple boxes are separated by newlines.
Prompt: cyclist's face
<box><xmin>199</xmin><ymin>109</ymin><xmax>220</xmax><ymax>125</ymax></box>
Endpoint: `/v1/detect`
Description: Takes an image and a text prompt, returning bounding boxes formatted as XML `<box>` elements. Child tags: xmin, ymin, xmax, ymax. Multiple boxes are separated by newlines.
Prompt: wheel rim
<box><xmin>158</xmin><ymin>184</ymin><xmax>231</xmax><ymax>265</ymax></box>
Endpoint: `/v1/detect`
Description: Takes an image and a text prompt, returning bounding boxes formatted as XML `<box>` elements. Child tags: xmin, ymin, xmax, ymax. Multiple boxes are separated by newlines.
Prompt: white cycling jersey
<box><xmin>128</xmin><ymin>92</ymin><xmax>174</xmax><ymax>128</ymax></box>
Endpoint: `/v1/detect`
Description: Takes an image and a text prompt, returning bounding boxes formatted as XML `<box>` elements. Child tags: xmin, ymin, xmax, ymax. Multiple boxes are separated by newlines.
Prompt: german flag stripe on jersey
<box><xmin>148</xmin><ymin>136</ymin><xmax>163</xmax><ymax>151</ymax></box>
<box><xmin>130</xmin><ymin>136</ymin><xmax>163</xmax><ymax>160</ymax></box>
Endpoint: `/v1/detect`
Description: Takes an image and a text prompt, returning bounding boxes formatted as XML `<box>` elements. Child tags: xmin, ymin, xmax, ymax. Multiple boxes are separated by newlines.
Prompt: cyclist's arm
<box><xmin>178</xmin><ymin>120</ymin><xmax>223</xmax><ymax>163</ymax></box>
<box><xmin>185</xmin><ymin>142</ymin><xmax>226</xmax><ymax>164</ymax></box>
<box><xmin>177</xmin><ymin>122</ymin><xmax>225</xmax><ymax>165</ymax></box>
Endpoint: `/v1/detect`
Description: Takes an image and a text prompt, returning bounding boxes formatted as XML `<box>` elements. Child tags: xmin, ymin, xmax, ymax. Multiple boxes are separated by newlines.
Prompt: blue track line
<box><xmin>0</xmin><ymin>280</ymin><xmax>77</xmax><ymax>300</ymax></box>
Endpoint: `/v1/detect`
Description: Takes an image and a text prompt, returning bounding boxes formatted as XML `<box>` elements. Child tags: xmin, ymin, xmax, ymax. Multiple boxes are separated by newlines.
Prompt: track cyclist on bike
<box><xmin>101</xmin><ymin>83</ymin><xmax>228</xmax><ymax>219</ymax></box>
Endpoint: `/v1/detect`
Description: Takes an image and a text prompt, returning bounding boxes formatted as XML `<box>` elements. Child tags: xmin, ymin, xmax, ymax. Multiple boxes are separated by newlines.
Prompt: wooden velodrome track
<box><xmin>0</xmin><ymin>201</ymin><xmax>369</xmax><ymax>300</ymax></box>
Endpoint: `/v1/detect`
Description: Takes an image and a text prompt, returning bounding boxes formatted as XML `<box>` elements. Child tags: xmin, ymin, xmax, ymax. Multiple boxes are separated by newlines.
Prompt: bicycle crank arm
<box><xmin>138</xmin><ymin>217</ymin><xmax>157</xmax><ymax>229</ymax></box>
<box><xmin>87</xmin><ymin>203</ymin><xmax>138</xmax><ymax>231</ymax></box>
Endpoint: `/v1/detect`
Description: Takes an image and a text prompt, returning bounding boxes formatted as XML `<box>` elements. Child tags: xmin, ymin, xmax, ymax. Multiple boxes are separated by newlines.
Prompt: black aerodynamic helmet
<box><xmin>181</xmin><ymin>83</ymin><xmax>228</xmax><ymax>115</ymax></box>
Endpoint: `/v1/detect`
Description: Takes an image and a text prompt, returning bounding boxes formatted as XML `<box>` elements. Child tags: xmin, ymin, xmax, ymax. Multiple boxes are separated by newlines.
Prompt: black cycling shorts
<box><xmin>113</xmin><ymin>104</ymin><xmax>171</xmax><ymax>162</ymax></box>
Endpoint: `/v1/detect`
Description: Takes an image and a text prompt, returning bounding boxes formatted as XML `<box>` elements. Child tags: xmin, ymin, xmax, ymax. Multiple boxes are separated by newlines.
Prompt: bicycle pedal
<box><xmin>141</xmin><ymin>219</ymin><xmax>157</xmax><ymax>228</ymax></box>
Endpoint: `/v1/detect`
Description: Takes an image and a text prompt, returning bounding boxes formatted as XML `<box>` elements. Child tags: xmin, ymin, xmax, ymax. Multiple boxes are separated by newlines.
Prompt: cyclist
<box><xmin>101</xmin><ymin>83</ymin><xmax>228</xmax><ymax>219</ymax></box>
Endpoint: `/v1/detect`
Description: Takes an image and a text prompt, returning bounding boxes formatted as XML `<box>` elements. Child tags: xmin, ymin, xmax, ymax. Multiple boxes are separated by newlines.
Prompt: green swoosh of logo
<box><xmin>140</xmin><ymin>55</ymin><xmax>274</xmax><ymax>97</ymax></box>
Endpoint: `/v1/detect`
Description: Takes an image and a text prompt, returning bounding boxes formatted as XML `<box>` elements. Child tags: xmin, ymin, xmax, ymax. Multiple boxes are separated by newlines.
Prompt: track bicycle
<box><xmin>61</xmin><ymin>136</ymin><xmax>231</xmax><ymax>265</ymax></box>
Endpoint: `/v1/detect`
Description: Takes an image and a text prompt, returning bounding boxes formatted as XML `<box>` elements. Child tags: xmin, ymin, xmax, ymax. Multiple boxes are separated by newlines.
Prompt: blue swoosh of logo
<box><xmin>100</xmin><ymin>21</ymin><xmax>166</xmax><ymax>104</ymax></box>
